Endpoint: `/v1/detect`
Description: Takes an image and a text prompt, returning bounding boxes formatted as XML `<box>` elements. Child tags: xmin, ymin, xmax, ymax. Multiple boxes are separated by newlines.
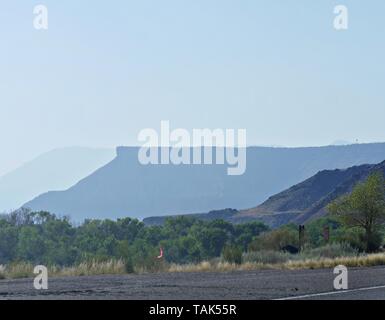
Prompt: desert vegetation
<box><xmin>0</xmin><ymin>173</ymin><xmax>384</xmax><ymax>279</ymax></box>
<box><xmin>0</xmin><ymin>208</ymin><xmax>269</xmax><ymax>277</ymax></box>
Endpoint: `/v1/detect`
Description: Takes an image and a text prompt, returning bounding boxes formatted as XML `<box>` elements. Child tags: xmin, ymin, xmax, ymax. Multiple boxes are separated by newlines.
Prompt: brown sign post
<box><xmin>298</xmin><ymin>225</ymin><xmax>305</xmax><ymax>252</ymax></box>
<box><xmin>323</xmin><ymin>225</ymin><xmax>330</xmax><ymax>242</ymax></box>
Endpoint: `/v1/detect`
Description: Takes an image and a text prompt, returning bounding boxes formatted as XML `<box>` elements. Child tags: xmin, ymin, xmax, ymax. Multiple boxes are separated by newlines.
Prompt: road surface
<box><xmin>1</xmin><ymin>266</ymin><xmax>385</xmax><ymax>300</ymax></box>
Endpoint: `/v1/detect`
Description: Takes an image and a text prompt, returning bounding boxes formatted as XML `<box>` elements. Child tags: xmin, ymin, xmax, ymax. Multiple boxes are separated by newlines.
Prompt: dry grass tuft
<box><xmin>284</xmin><ymin>253</ymin><xmax>385</xmax><ymax>270</ymax></box>
<box><xmin>56</xmin><ymin>259</ymin><xmax>126</xmax><ymax>277</ymax></box>
<box><xmin>6</xmin><ymin>262</ymin><xmax>35</xmax><ymax>279</ymax></box>
<box><xmin>0</xmin><ymin>259</ymin><xmax>127</xmax><ymax>280</ymax></box>
<box><xmin>165</xmin><ymin>253</ymin><xmax>385</xmax><ymax>273</ymax></box>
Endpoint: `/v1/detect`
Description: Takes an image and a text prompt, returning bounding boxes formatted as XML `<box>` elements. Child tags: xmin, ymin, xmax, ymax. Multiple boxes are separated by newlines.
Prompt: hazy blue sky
<box><xmin>1</xmin><ymin>0</ymin><xmax>384</xmax><ymax>175</ymax></box>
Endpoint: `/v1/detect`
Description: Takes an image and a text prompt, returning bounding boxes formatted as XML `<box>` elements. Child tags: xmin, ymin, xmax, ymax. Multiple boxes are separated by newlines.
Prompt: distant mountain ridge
<box><xmin>0</xmin><ymin>147</ymin><xmax>115</xmax><ymax>212</ymax></box>
<box><xmin>23</xmin><ymin>143</ymin><xmax>385</xmax><ymax>221</ymax></box>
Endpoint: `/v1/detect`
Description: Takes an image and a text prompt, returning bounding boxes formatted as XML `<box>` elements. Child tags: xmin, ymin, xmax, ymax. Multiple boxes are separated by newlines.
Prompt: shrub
<box><xmin>360</xmin><ymin>231</ymin><xmax>383</xmax><ymax>253</ymax></box>
<box><xmin>124</xmin><ymin>258</ymin><xmax>134</xmax><ymax>273</ymax></box>
<box><xmin>248</xmin><ymin>227</ymin><xmax>298</xmax><ymax>252</ymax></box>
<box><xmin>0</xmin><ymin>265</ymin><xmax>6</xmax><ymax>280</ymax></box>
<box><xmin>222</xmin><ymin>245</ymin><xmax>243</xmax><ymax>264</ymax></box>
<box><xmin>299</xmin><ymin>243</ymin><xmax>358</xmax><ymax>259</ymax></box>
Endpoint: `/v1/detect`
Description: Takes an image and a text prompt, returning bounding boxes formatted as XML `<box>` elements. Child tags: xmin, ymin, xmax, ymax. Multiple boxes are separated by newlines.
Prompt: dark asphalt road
<box><xmin>1</xmin><ymin>266</ymin><xmax>385</xmax><ymax>300</ymax></box>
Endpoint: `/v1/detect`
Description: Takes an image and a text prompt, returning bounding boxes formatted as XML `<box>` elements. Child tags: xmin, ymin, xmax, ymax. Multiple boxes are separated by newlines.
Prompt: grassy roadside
<box><xmin>168</xmin><ymin>253</ymin><xmax>385</xmax><ymax>273</ymax></box>
<box><xmin>2</xmin><ymin>253</ymin><xmax>385</xmax><ymax>280</ymax></box>
<box><xmin>0</xmin><ymin>259</ymin><xmax>127</xmax><ymax>280</ymax></box>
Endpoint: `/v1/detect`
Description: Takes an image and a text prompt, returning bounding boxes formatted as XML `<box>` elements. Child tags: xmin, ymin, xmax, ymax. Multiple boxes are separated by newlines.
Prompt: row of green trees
<box><xmin>0</xmin><ymin>209</ymin><xmax>268</xmax><ymax>269</ymax></box>
<box><xmin>1</xmin><ymin>172</ymin><xmax>384</xmax><ymax>269</ymax></box>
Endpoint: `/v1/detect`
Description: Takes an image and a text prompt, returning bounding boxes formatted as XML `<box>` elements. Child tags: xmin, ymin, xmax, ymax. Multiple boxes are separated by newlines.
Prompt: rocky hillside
<box><xmin>237</xmin><ymin>160</ymin><xmax>385</xmax><ymax>227</ymax></box>
<box><xmin>144</xmin><ymin>160</ymin><xmax>385</xmax><ymax>228</ymax></box>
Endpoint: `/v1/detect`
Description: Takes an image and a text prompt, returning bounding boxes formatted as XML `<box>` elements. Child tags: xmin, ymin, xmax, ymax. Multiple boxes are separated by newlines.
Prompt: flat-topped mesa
<box><xmin>23</xmin><ymin>143</ymin><xmax>385</xmax><ymax>222</ymax></box>
<box><xmin>117</xmin><ymin>145</ymin><xmax>247</xmax><ymax>175</ymax></box>
<box><xmin>116</xmin><ymin>146</ymin><xmax>139</xmax><ymax>159</ymax></box>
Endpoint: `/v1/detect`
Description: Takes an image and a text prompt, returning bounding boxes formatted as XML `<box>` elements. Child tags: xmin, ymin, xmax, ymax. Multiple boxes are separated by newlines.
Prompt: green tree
<box><xmin>0</xmin><ymin>220</ymin><xmax>18</xmax><ymax>263</ymax></box>
<box><xmin>248</xmin><ymin>226</ymin><xmax>298</xmax><ymax>251</ymax></box>
<box><xmin>234</xmin><ymin>222</ymin><xmax>269</xmax><ymax>250</ymax></box>
<box><xmin>328</xmin><ymin>172</ymin><xmax>385</xmax><ymax>252</ymax></box>
<box><xmin>16</xmin><ymin>226</ymin><xmax>46</xmax><ymax>263</ymax></box>
<box><xmin>222</xmin><ymin>244</ymin><xmax>242</xmax><ymax>264</ymax></box>
<box><xmin>204</xmin><ymin>228</ymin><xmax>229</xmax><ymax>258</ymax></box>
